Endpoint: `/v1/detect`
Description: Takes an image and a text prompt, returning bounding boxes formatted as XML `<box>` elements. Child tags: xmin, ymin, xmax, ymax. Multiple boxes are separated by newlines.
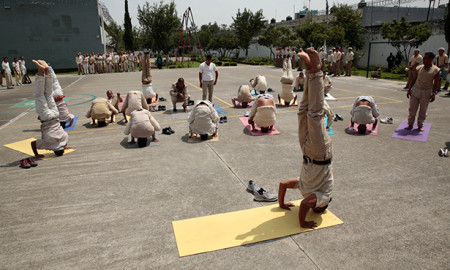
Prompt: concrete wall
<box><xmin>0</xmin><ymin>0</ymin><xmax>104</xmax><ymax>70</ymax></box>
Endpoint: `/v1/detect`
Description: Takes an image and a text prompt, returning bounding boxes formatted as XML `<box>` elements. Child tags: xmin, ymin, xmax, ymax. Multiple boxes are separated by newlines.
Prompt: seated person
<box><xmin>169</xmin><ymin>78</ymin><xmax>189</xmax><ymax>112</ymax></box>
<box><xmin>86</xmin><ymin>98</ymin><xmax>119</xmax><ymax>126</ymax></box>
<box><xmin>347</xmin><ymin>96</ymin><xmax>379</xmax><ymax>134</ymax></box>
<box><xmin>323</xmin><ymin>72</ymin><xmax>333</xmax><ymax>96</ymax></box>
<box><xmin>279</xmin><ymin>58</ymin><xmax>297</xmax><ymax>106</ymax></box>
<box><xmin>294</xmin><ymin>71</ymin><xmax>304</xmax><ymax>91</ymax></box>
<box><xmin>250</xmin><ymin>75</ymin><xmax>268</xmax><ymax>94</ymax></box>
<box><xmin>106</xmin><ymin>90</ymin><xmax>123</xmax><ymax>123</ymax></box>
<box><xmin>249</xmin><ymin>94</ymin><xmax>277</xmax><ymax>132</ymax></box>
<box><xmin>121</xmin><ymin>90</ymin><xmax>149</xmax><ymax>123</ymax></box>
<box><xmin>188</xmin><ymin>100</ymin><xmax>219</xmax><ymax>140</ymax></box>
<box><xmin>124</xmin><ymin>108</ymin><xmax>161</xmax><ymax>147</ymax></box>
<box><xmin>141</xmin><ymin>50</ymin><xmax>158</xmax><ymax>104</ymax></box>
<box><xmin>232</xmin><ymin>85</ymin><xmax>255</xmax><ymax>108</ymax></box>
<box><xmin>30</xmin><ymin>59</ymin><xmax>70</xmax><ymax>158</ymax></box>
<box><xmin>49</xmin><ymin>67</ymin><xmax>74</xmax><ymax>128</ymax></box>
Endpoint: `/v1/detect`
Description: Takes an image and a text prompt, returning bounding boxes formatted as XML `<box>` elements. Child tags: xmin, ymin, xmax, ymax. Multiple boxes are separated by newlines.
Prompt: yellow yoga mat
<box><xmin>187</xmin><ymin>133</ymin><xmax>219</xmax><ymax>142</ymax></box>
<box><xmin>4</xmin><ymin>138</ymin><xmax>75</xmax><ymax>160</ymax></box>
<box><xmin>279</xmin><ymin>98</ymin><xmax>298</xmax><ymax>106</ymax></box>
<box><xmin>172</xmin><ymin>200</ymin><xmax>343</xmax><ymax>257</ymax></box>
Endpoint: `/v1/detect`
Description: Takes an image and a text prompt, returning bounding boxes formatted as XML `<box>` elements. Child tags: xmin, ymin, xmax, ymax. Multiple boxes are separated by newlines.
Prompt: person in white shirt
<box><xmin>89</xmin><ymin>53</ymin><xmax>96</xmax><ymax>74</ymax></box>
<box><xmin>82</xmin><ymin>54</ymin><xmax>89</xmax><ymax>74</ymax></box>
<box><xmin>105</xmin><ymin>53</ymin><xmax>112</xmax><ymax>73</ymax></box>
<box><xmin>345</xmin><ymin>47</ymin><xmax>354</xmax><ymax>76</ymax></box>
<box><xmin>18</xmin><ymin>56</ymin><xmax>31</xmax><ymax>84</ymax></box>
<box><xmin>199</xmin><ymin>55</ymin><xmax>218</xmax><ymax>102</ymax></box>
<box><xmin>2</xmin><ymin>57</ymin><xmax>14</xmax><ymax>89</ymax></box>
<box><xmin>12</xmin><ymin>57</ymin><xmax>22</xmax><ymax>86</ymax></box>
<box><xmin>96</xmin><ymin>53</ymin><xmax>103</xmax><ymax>74</ymax></box>
<box><xmin>294</xmin><ymin>72</ymin><xmax>305</xmax><ymax>92</ymax></box>
<box><xmin>188</xmin><ymin>100</ymin><xmax>219</xmax><ymax>140</ymax></box>
<box><xmin>127</xmin><ymin>51</ymin><xmax>134</xmax><ymax>72</ymax></box>
<box><xmin>319</xmin><ymin>47</ymin><xmax>327</xmax><ymax>72</ymax></box>
<box><xmin>75</xmin><ymin>52</ymin><xmax>83</xmax><ymax>75</ymax></box>
<box><xmin>323</xmin><ymin>73</ymin><xmax>333</xmax><ymax>95</ymax></box>
<box><xmin>112</xmin><ymin>52</ymin><xmax>119</xmax><ymax>72</ymax></box>
<box><xmin>327</xmin><ymin>49</ymin><xmax>333</xmax><ymax>74</ymax></box>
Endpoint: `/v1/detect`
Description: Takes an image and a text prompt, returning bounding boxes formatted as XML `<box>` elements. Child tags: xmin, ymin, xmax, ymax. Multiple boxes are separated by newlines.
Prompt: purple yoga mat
<box><xmin>392</xmin><ymin>120</ymin><xmax>431</xmax><ymax>142</ymax></box>
<box><xmin>240</xmin><ymin>117</ymin><xmax>280</xmax><ymax>136</ymax></box>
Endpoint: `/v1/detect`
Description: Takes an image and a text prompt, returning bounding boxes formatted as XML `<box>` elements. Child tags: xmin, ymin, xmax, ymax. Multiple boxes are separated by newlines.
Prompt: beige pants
<box><xmin>406</xmin><ymin>68</ymin><xmax>416</xmax><ymax>87</ymax></box>
<box><xmin>15</xmin><ymin>70</ymin><xmax>22</xmax><ymax>85</ymax></box>
<box><xmin>113</xmin><ymin>63</ymin><xmax>119</xmax><ymax>72</ymax></box>
<box><xmin>89</xmin><ymin>64</ymin><xmax>95</xmax><ymax>74</ymax></box>
<box><xmin>298</xmin><ymin>71</ymin><xmax>332</xmax><ymax>161</ymax></box>
<box><xmin>408</xmin><ymin>86</ymin><xmax>432</xmax><ymax>128</ymax></box>
<box><xmin>5</xmin><ymin>72</ymin><xmax>13</xmax><ymax>88</ymax></box>
<box><xmin>171</xmin><ymin>94</ymin><xmax>189</xmax><ymax>109</ymax></box>
<box><xmin>202</xmin><ymin>81</ymin><xmax>214</xmax><ymax>102</ymax></box>
<box><xmin>346</xmin><ymin>61</ymin><xmax>353</xmax><ymax>76</ymax></box>
<box><xmin>141</xmin><ymin>55</ymin><xmax>152</xmax><ymax>84</ymax></box>
<box><xmin>77</xmin><ymin>64</ymin><xmax>83</xmax><ymax>75</ymax></box>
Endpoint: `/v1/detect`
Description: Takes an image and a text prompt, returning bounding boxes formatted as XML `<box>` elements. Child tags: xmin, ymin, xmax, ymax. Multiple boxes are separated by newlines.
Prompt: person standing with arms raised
<box><xmin>199</xmin><ymin>55</ymin><xmax>218</xmax><ymax>102</ymax></box>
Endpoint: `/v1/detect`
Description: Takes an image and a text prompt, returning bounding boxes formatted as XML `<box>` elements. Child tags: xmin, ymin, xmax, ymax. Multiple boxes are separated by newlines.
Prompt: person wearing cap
<box><xmin>333</xmin><ymin>48</ymin><xmax>342</xmax><ymax>77</ymax></box>
<box><xmin>75</xmin><ymin>52</ymin><xmax>83</xmax><ymax>75</ymax></box>
<box><xmin>277</xmin><ymin>48</ymin><xmax>333</xmax><ymax>229</ymax></box>
<box><xmin>327</xmin><ymin>49</ymin><xmax>333</xmax><ymax>74</ymax></box>
<box><xmin>170</xmin><ymin>78</ymin><xmax>190</xmax><ymax>112</ymax></box>
<box><xmin>12</xmin><ymin>57</ymin><xmax>22</xmax><ymax>86</ymax></box>
<box><xmin>30</xmin><ymin>59</ymin><xmax>70</xmax><ymax>158</ymax></box>
<box><xmin>319</xmin><ymin>47</ymin><xmax>327</xmax><ymax>72</ymax></box>
<box><xmin>199</xmin><ymin>55</ymin><xmax>219</xmax><ymax>102</ymax></box>
<box><xmin>124</xmin><ymin>108</ymin><xmax>161</xmax><ymax>147</ymax></box>
<box><xmin>249</xmin><ymin>93</ymin><xmax>277</xmax><ymax>132</ymax></box>
<box><xmin>405</xmin><ymin>49</ymin><xmax>423</xmax><ymax>89</ymax></box>
<box><xmin>232</xmin><ymin>84</ymin><xmax>254</xmax><ymax>108</ymax></box>
<box><xmin>346</xmin><ymin>96</ymin><xmax>379</xmax><ymax>134</ymax></box>
<box><xmin>121</xmin><ymin>90</ymin><xmax>149</xmax><ymax>123</ymax></box>
<box><xmin>345</xmin><ymin>47</ymin><xmax>354</xmax><ymax>76</ymax></box>
<box><xmin>48</xmin><ymin>66</ymin><xmax>74</xmax><ymax>128</ymax></box>
<box><xmin>338</xmin><ymin>47</ymin><xmax>345</xmax><ymax>76</ymax></box>
<box><xmin>250</xmin><ymin>75</ymin><xmax>268</xmax><ymax>94</ymax></box>
<box><xmin>433</xmin><ymin>47</ymin><xmax>449</xmax><ymax>91</ymax></box>
<box><xmin>279</xmin><ymin>57</ymin><xmax>297</xmax><ymax>106</ymax></box>
<box><xmin>406</xmin><ymin>52</ymin><xmax>440</xmax><ymax>131</ymax></box>
<box><xmin>188</xmin><ymin>100</ymin><xmax>219</xmax><ymax>140</ymax></box>
<box><xmin>106</xmin><ymin>90</ymin><xmax>123</xmax><ymax>123</ymax></box>
<box><xmin>2</xmin><ymin>57</ymin><xmax>14</xmax><ymax>89</ymax></box>
<box><xmin>141</xmin><ymin>50</ymin><xmax>158</xmax><ymax>104</ymax></box>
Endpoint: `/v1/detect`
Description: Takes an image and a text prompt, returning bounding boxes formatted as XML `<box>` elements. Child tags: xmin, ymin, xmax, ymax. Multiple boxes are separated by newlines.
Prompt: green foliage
<box><xmin>259</xmin><ymin>25</ymin><xmax>300</xmax><ymax>60</ymax></box>
<box><xmin>232</xmin><ymin>8</ymin><xmax>265</xmax><ymax>59</ymax></box>
<box><xmin>137</xmin><ymin>1</ymin><xmax>181</xmax><ymax>54</ymax></box>
<box><xmin>207</xmin><ymin>32</ymin><xmax>239</xmax><ymax>57</ymax></box>
<box><xmin>327</xmin><ymin>25</ymin><xmax>346</xmax><ymax>48</ymax></box>
<box><xmin>296</xmin><ymin>22</ymin><xmax>328</xmax><ymax>48</ymax></box>
<box><xmin>381</xmin><ymin>17</ymin><xmax>432</xmax><ymax>64</ymax></box>
<box><xmin>105</xmin><ymin>21</ymin><xmax>124</xmax><ymax>51</ymax></box>
<box><xmin>198</xmin><ymin>23</ymin><xmax>221</xmax><ymax>49</ymax></box>
<box><xmin>390</xmin><ymin>64</ymin><xmax>407</xmax><ymax>74</ymax></box>
<box><xmin>123</xmin><ymin>0</ymin><xmax>134</xmax><ymax>50</ymax></box>
<box><xmin>330</xmin><ymin>4</ymin><xmax>364</xmax><ymax>49</ymax></box>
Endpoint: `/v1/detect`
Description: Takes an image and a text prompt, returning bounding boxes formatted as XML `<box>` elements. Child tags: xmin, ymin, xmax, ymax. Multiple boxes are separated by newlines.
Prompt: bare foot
<box><xmin>404</xmin><ymin>125</ymin><xmax>413</xmax><ymax>130</ymax></box>
<box><xmin>326</xmin><ymin>127</ymin><xmax>330</xmax><ymax>131</ymax></box>
<box><xmin>418</xmin><ymin>127</ymin><xmax>424</xmax><ymax>132</ymax></box>
<box><xmin>301</xmin><ymin>220</ymin><xmax>317</xmax><ymax>229</ymax></box>
<box><xmin>212</xmin><ymin>133</ymin><xmax>218</xmax><ymax>137</ymax></box>
<box><xmin>189</xmin><ymin>134</ymin><xmax>195</xmax><ymax>139</ymax></box>
<box><xmin>35</xmin><ymin>154</ymin><xmax>45</xmax><ymax>159</ymax></box>
<box><xmin>153</xmin><ymin>139</ymin><xmax>159</xmax><ymax>143</ymax></box>
<box><xmin>64</xmin><ymin>145</ymin><xmax>71</xmax><ymax>150</ymax></box>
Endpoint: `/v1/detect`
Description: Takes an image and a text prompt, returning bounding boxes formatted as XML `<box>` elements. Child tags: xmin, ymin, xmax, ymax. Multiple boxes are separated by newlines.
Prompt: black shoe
<box><xmin>161</xmin><ymin>105</ymin><xmax>166</xmax><ymax>111</ymax></box>
<box><xmin>168</xmin><ymin>127</ymin><xmax>175</xmax><ymax>134</ymax></box>
<box><xmin>173</xmin><ymin>108</ymin><xmax>177</xmax><ymax>112</ymax></box>
<box><xmin>223</xmin><ymin>116</ymin><xmax>228</xmax><ymax>123</ymax></box>
<box><xmin>162</xmin><ymin>127</ymin><xmax>171</xmax><ymax>135</ymax></box>
<box><xmin>219</xmin><ymin>117</ymin><xmax>224</xmax><ymax>123</ymax></box>
<box><xmin>188</xmin><ymin>100</ymin><xmax>194</xmax><ymax>106</ymax></box>
<box><xmin>335</xmin><ymin>114</ymin><xmax>343</xmax><ymax>121</ymax></box>
<box><xmin>157</xmin><ymin>105</ymin><xmax>162</xmax><ymax>111</ymax></box>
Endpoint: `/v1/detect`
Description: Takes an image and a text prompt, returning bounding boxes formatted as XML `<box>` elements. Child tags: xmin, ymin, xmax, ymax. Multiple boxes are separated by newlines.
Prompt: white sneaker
<box><xmin>347</xmin><ymin>127</ymin><xmax>355</xmax><ymax>132</ymax></box>
<box><xmin>246</xmin><ymin>180</ymin><xmax>260</xmax><ymax>195</ymax></box>
<box><xmin>380</xmin><ymin>117</ymin><xmax>393</xmax><ymax>124</ymax></box>
<box><xmin>438</xmin><ymin>148</ymin><xmax>448</xmax><ymax>157</ymax></box>
<box><xmin>253</xmin><ymin>188</ymin><xmax>278</xmax><ymax>202</ymax></box>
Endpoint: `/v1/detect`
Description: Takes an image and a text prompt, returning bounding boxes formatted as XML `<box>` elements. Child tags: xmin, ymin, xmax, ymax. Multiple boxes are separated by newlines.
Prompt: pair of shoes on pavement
<box><xmin>187</xmin><ymin>100</ymin><xmax>195</xmax><ymax>106</ymax></box>
<box><xmin>159</xmin><ymin>97</ymin><xmax>166</xmax><ymax>101</ymax></box>
<box><xmin>246</xmin><ymin>180</ymin><xmax>278</xmax><ymax>202</ymax></box>
<box><xmin>219</xmin><ymin>116</ymin><xmax>228</xmax><ymax>123</ymax></box>
<box><xmin>19</xmin><ymin>157</ymin><xmax>37</xmax><ymax>169</ymax></box>
<box><xmin>162</xmin><ymin>126</ymin><xmax>174</xmax><ymax>135</ymax></box>
<box><xmin>380</xmin><ymin>117</ymin><xmax>394</xmax><ymax>124</ymax></box>
<box><xmin>267</xmin><ymin>88</ymin><xmax>275</xmax><ymax>92</ymax></box>
<box><xmin>438</xmin><ymin>148</ymin><xmax>449</xmax><ymax>157</ymax></box>
<box><xmin>158</xmin><ymin>105</ymin><xmax>166</xmax><ymax>111</ymax></box>
<box><xmin>334</xmin><ymin>114</ymin><xmax>343</xmax><ymax>121</ymax></box>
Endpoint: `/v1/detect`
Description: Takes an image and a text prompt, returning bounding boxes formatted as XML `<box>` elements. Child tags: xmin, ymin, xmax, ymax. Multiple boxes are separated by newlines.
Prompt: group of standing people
<box><xmin>1</xmin><ymin>56</ymin><xmax>31</xmax><ymax>89</ymax></box>
<box><xmin>76</xmin><ymin>51</ymin><xmax>144</xmax><ymax>75</ymax></box>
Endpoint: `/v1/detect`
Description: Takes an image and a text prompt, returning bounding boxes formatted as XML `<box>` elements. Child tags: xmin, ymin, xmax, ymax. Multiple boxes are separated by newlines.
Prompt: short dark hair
<box><xmin>98</xmin><ymin>120</ymin><xmax>106</xmax><ymax>127</ymax></box>
<box><xmin>357</xmin><ymin>124</ymin><xmax>367</xmax><ymax>134</ymax></box>
<box><xmin>424</xmin><ymin>52</ymin><xmax>435</xmax><ymax>60</ymax></box>
<box><xmin>54</xmin><ymin>149</ymin><xmax>65</xmax><ymax>156</ymax></box>
<box><xmin>137</xmin><ymin>137</ymin><xmax>148</xmax><ymax>147</ymax></box>
<box><xmin>206</xmin><ymin>55</ymin><xmax>212</xmax><ymax>60</ymax></box>
<box><xmin>200</xmin><ymin>134</ymin><xmax>208</xmax><ymax>141</ymax></box>
<box><xmin>178</xmin><ymin>77</ymin><xmax>184</xmax><ymax>83</ymax></box>
<box><xmin>261</xmin><ymin>127</ymin><xmax>269</xmax><ymax>133</ymax></box>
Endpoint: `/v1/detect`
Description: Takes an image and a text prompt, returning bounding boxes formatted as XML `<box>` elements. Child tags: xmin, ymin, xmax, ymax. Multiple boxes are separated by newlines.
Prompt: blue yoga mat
<box><xmin>325</xmin><ymin>116</ymin><xmax>333</xmax><ymax>135</ymax></box>
<box><xmin>214</xmin><ymin>105</ymin><xmax>227</xmax><ymax>114</ymax></box>
<box><xmin>64</xmin><ymin>116</ymin><xmax>78</xmax><ymax>131</ymax></box>
<box><xmin>251</xmin><ymin>90</ymin><xmax>260</xmax><ymax>97</ymax></box>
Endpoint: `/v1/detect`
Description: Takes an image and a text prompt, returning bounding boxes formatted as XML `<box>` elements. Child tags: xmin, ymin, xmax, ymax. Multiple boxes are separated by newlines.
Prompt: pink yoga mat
<box><xmin>346</xmin><ymin>122</ymin><xmax>378</xmax><ymax>135</ymax></box>
<box><xmin>392</xmin><ymin>120</ymin><xmax>431</xmax><ymax>142</ymax></box>
<box><xmin>236</xmin><ymin>101</ymin><xmax>253</xmax><ymax>108</ymax></box>
<box><xmin>240</xmin><ymin>117</ymin><xmax>280</xmax><ymax>136</ymax></box>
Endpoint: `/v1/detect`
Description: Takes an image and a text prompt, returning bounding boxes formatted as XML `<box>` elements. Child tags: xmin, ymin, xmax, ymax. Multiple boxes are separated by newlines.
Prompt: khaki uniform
<box><xmin>36</xmin><ymin>118</ymin><xmax>69</xmax><ymax>151</ymax></box>
<box><xmin>408</xmin><ymin>64</ymin><xmax>439</xmax><ymax>127</ymax></box>
<box><xmin>124</xmin><ymin>109</ymin><xmax>161</xmax><ymax>138</ymax></box>
<box><xmin>122</xmin><ymin>91</ymin><xmax>148</xmax><ymax>116</ymax></box>
<box><xmin>252</xmin><ymin>75</ymin><xmax>268</xmax><ymax>92</ymax></box>
<box><xmin>350</xmin><ymin>96</ymin><xmax>379</xmax><ymax>124</ymax></box>
<box><xmin>346</xmin><ymin>51</ymin><xmax>354</xmax><ymax>76</ymax></box>
<box><xmin>407</xmin><ymin>54</ymin><xmax>423</xmax><ymax>87</ymax></box>
<box><xmin>170</xmin><ymin>83</ymin><xmax>190</xmax><ymax>108</ymax></box>
<box><xmin>319</xmin><ymin>50</ymin><xmax>327</xmax><ymax>71</ymax></box>
<box><xmin>89</xmin><ymin>56</ymin><xmax>96</xmax><ymax>74</ymax></box>
<box><xmin>86</xmin><ymin>98</ymin><xmax>119</xmax><ymax>120</ymax></box>
<box><xmin>249</xmin><ymin>94</ymin><xmax>276</xmax><ymax>128</ymax></box>
<box><xmin>297</xmin><ymin>69</ymin><xmax>333</xmax><ymax>208</ymax></box>
<box><xmin>108</xmin><ymin>94</ymin><xmax>121</xmax><ymax>113</ymax></box>
<box><xmin>12</xmin><ymin>61</ymin><xmax>22</xmax><ymax>85</ymax></box>
<box><xmin>295</xmin><ymin>75</ymin><xmax>305</xmax><ymax>91</ymax></box>
<box><xmin>188</xmin><ymin>101</ymin><xmax>219</xmax><ymax>135</ymax></box>
<box><xmin>232</xmin><ymin>85</ymin><xmax>254</xmax><ymax>104</ymax></box>
<box><xmin>56</xmin><ymin>101</ymin><xmax>74</xmax><ymax>123</ymax></box>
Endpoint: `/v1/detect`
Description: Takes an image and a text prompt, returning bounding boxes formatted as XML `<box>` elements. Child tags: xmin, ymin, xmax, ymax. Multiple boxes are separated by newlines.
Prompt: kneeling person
<box><xmin>121</xmin><ymin>90</ymin><xmax>149</xmax><ymax>123</ymax></box>
<box><xmin>250</xmin><ymin>75</ymin><xmax>268</xmax><ymax>94</ymax></box>
<box><xmin>124</xmin><ymin>108</ymin><xmax>161</xmax><ymax>147</ymax></box>
<box><xmin>188</xmin><ymin>100</ymin><xmax>219</xmax><ymax>140</ymax></box>
<box><xmin>86</xmin><ymin>98</ymin><xmax>119</xmax><ymax>126</ymax></box>
<box><xmin>170</xmin><ymin>78</ymin><xmax>189</xmax><ymax>112</ymax></box>
<box><xmin>348</xmin><ymin>96</ymin><xmax>379</xmax><ymax>134</ymax></box>
<box><xmin>249</xmin><ymin>94</ymin><xmax>277</xmax><ymax>132</ymax></box>
<box><xmin>232</xmin><ymin>85</ymin><xmax>255</xmax><ymax>108</ymax></box>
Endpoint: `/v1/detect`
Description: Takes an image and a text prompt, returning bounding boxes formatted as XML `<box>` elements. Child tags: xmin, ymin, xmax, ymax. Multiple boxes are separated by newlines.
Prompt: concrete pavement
<box><xmin>0</xmin><ymin>66</ymin><xmax>449</xmax><ymax>269</ymax></box>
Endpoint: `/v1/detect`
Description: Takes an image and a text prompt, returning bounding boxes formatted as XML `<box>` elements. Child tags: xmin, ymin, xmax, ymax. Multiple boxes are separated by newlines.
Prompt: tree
<box><xmin>330</xmin><ymin>4</ymin><xmax>364</xmax><ymax>49</ymax></box>
<box><xmin>198</xmin><ymin>23</ymin><xmax>221</xmax><ymax>49</ymax></box>
<box><xmin>137</xmin><ymin>1</ymin><xmax>180</xmax><ymax>54</ymax></box>
<box><xmin>105</xmin><ymin>21</ymin><xmax>124</xmax><ymax>52</ymax></box>
<box><xmin>231</xmin><ymin>8</ymin><xmax>265</xmax><ymax>59</ymax></box>
<box><xmin>207</xmin><ymin>32</ymin><xmax>238</xmax><ymax>57</ymax></box>
<box><xmin>296</xmin><ymin>22</ymin><xmax>328</xmax><ymax>48</ymax></box>
<box><xmin>381</xmin><ymin>17</ymin><xmax>432</xmax><ymax>64</ymax></box>
<box><xmin>259</xmin><ymin>25</ymin><xmax>301</xmax><ymax>60</ymax></box>
<box><xmin>123</xmin><ymin>0</ymin><xmax>134</xmax><ymax>50</ymax></box>
<box><xmin>327</xmin><ymin>25</ymin><xmax>346</xmax><ymax>48</ymax></box>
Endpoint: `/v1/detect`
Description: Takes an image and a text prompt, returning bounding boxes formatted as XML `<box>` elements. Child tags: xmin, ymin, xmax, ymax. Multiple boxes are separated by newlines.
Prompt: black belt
<box><xmin>303</xmin><ymin>155</ymin><xmax>332</xmax><ymax>165</ymax></box>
